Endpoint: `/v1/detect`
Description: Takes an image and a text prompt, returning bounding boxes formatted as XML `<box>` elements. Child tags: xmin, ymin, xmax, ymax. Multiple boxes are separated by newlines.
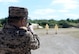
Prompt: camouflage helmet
<box><xmin>9</xmin><ymin>6</ymin><xmax>28</xmax><ymax>18</ymax></box>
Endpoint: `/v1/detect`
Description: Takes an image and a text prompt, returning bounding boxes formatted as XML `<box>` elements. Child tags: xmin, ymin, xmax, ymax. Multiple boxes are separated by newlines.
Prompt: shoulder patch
<box><xmin>17</xmin><ymin>29</ymin><xmax>27</xmax><ymax>36</ymax></box>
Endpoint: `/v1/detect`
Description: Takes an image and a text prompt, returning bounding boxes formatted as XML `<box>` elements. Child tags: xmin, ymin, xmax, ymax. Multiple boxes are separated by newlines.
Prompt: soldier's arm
<box><xmin>20</xmin><ymin>27</ymin><xmax>40</xmax><ymax>50</ymax></box>
<box><xmin>27</xmin><ymin>31</ymin><xmax>40</xmax><ymax>50</ymax></box>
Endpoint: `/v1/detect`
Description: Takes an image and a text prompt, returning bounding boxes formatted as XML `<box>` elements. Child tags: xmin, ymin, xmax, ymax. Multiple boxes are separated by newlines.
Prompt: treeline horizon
<box><xmin>29</xmin><ymin>18</ymin><xmax>79</xmax><ymax>28</ymax></box>
<box><xmin>0</xmin><ymin>18</ymin><xmax>79</xmax><ymax>28</ymax></box>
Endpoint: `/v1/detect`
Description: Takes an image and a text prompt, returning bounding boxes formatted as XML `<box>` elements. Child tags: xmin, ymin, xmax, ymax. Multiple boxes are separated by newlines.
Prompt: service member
<box><xmin>0</xmin><ymin>6</ymin><xmax>40</xmax><ymax>54</ymax></box>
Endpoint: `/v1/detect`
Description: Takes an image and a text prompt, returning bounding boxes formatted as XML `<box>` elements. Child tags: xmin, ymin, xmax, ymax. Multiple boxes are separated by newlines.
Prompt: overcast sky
<box><xmin>0</xmin><ymin>0</ymin><xmax>79</xmax><ymax>20</ymax></box>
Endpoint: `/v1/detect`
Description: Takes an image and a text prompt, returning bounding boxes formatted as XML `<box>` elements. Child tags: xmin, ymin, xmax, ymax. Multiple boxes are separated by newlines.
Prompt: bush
<box><xmin>58</xmin><ymin>20</ymin><xmax>70</xmax><ymax>28</ymax></box>
<box><xmin>0</xmin><ymin>24</ymin><xmax>2</xmax><ymax>27</ymax></box>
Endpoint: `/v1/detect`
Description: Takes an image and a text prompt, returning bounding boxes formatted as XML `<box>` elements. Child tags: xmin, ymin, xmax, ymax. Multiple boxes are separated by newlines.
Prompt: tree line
<box><xmin>29</xmin><ymin>18</ymin><xmax>79</xmax><ymax>28</ymax></box>
<box><xmin>0</xmin><ymin>18</ymin><xmax>79</xmax><ymax>28</ymax></box>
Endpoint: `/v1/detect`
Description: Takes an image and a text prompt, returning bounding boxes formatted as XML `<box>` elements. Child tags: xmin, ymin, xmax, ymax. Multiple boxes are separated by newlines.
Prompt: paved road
<box><xmin>32</xmin><ymin>29</ymin><xmax>79</xmax><ymax>54</ymax></box>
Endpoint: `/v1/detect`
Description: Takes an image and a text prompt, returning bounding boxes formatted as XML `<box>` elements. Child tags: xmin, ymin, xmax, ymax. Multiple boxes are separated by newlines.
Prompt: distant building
<box><xmin>31</xmin><ymin>23</ymin><xmax>43</xmax><ymax>29</ymax></box>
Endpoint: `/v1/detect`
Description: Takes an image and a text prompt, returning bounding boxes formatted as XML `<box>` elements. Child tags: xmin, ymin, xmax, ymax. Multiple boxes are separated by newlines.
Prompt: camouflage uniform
<box><xmin>0</xmin><ymin>6</ymin><xmax>40</xmax><ymax>54</ymax></box>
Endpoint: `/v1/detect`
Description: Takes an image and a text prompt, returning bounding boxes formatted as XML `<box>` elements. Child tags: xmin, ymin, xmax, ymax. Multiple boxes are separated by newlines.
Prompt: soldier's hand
<box><xmin>20</xmin><ymin>27</ymin><xmax>27</xmax><ymax>30</ymax></box>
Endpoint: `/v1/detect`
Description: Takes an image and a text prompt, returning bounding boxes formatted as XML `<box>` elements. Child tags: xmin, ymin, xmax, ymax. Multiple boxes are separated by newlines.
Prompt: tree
<box><xmin>66</xmin><ymin>18</ymin><xmax>70</xmax><ymax>22</ymax></box>
<box><xmin>58</xmin><ymin>20</ymin><xmax>70</xmax><ymax>28</ymax></box>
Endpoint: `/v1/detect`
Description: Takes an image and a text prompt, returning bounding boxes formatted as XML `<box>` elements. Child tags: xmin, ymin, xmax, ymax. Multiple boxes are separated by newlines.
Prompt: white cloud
<box><xmin>29</xmin><ymin>14</ymin><xmax>58</xmax><ymax>20</ymax></box>
<box><xmin>33</xmin><ymin>8</ymin><xmax>56</xmax><ymax>15</ymax></box>
<box><xmin>0</xmin><ymin>0</ymin><xmax>19</xmax><ymax>2</ymax></box>
<box><xmin>29</xmin><ymin>8</ymin><xmax>58</xmax><ymax>19</ymax></box>
<box><xmin>58</xmin><ymin>9</ymin><xmax>69</xmax><ymax>12</ymax></box>
<box><xmin>65</xmin><ymin>13</ymin><xmax>79</xmax><ymax>18</ymax></box>
<box><xmin>52</xmin><ymin>0</ymin><xmax>79</xmax><ymax>9</ymax></box>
